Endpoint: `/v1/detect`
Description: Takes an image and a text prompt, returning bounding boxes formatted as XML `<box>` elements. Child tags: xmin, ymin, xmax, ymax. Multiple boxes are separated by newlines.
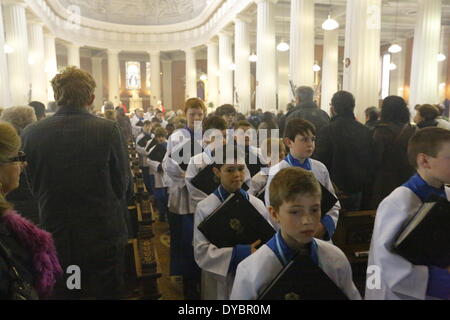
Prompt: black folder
<box><xmin>244</xmin><ymin>147</ymin><xmax>267</xmax><ymax>177</ymax></box>
<box><xmin>394</xmin><ymin>197</ymin><xmax>450</xmax><ymax>268</ymax></box>
<box><xmin>320</xmin><ymin>184</ymin><xmax>338</xmax><ymax>217</ymax></box>
<box><xmin>191</xmin><ymin>164</ymin><xmax>219</xmax><ymax>195</ymax></box>
<box><xmin>135</xmin><ymin>120</ymin><xmax>144</xmax><ymax>127</ymax></box>
<box><xmin>137</xmin><ymin>134</ymin><xmax>152</xmax><ymax>148</ymax></box>
<box><xmin>197</xmin><ymin>192</ymin><xmax>275</xmax><ymax>248</ymax></box>
<box><xmin>258</xmin><ymin>254</ymin><xmax>349</xmax><ymax>300</ymax></box>
<box><xmin>148</xmin><ymin>144</ymin><xmax>167</xmax><ymax>163</ymax></box>
<box><xmin>170</xmin><ymin>139</ymin><xmax>203</xmax><ymax>171</ymax></box>
<box><xmin>145</xmin><ymin>138</ymin><xmax>158</xmax><ymax>153</ymax></box>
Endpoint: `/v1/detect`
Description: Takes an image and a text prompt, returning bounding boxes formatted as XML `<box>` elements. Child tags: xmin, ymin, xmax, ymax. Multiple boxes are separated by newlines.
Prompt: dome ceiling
<box><xmin>58</xmin><ymin>0</ymin><xmax>209</xmax><ymax>26</ymax></box>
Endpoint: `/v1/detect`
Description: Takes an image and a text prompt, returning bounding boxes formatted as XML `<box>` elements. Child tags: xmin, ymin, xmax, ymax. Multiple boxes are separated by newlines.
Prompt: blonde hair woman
<box><xmin>0</xmin><ymin>121</ymin><xmax>61</xmax><ymax>299</ymax></box>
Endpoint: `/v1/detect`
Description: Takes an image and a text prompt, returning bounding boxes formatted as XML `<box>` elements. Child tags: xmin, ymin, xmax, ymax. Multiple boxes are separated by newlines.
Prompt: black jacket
<box><xmin>21</xmin><ymin>107</ymin><xmax>129</xmax><ymax>289</ymax></box>
<box><xmin>281</xmin><ymin>101</ymin><xmax>331</xmax><ymax>136</ymax></box>
<box><xmin>314</xmin><ymin>115</ymin><xmax>373</xmax><ymax>194</ymax></box>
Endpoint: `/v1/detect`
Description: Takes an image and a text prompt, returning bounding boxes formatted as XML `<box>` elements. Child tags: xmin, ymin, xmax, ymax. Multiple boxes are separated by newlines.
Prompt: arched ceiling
<box><xmin>57</xmin><ymin>0</ymin><xmax>209</xmax><ymax>26</ymax></box>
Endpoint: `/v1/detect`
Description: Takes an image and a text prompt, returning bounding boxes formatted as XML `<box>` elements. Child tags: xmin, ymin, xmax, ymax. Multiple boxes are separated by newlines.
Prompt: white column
<box><xmin>343</xmin><ymin>0</ymin><xmax>381</xmax><ymax>122</ymax></box>
<box><xmin>256</xmin><ymin>0</ymin><xmax>278</xmax><ymax>111</ymax></box>
<box><xmin>91</xmin><ymin>56</ymin><xmax>103</xmax><ymax>109</ymax></box>
<box><xmin>389</xmin><ymin>39</ymin><xmax>406</xmax><ymax>97</ymax></box>
<box><xmin>44</xmin><ymin>34</ymin><xmax>58</xmax><ymax>102</ymax></box>
<box><xmin>185</xmin><ymin>48</ymin><xmax>197</xmax><ymax>99</ymax></box>
<box><xmin>277</xmin><ymin>50</ymin><xmax>290</xmax><ymax>112</ymax></box>
<box><xmin>234</xmin><ymin>18</ymin><xmax>251</xmax><ymax>115</ymax></box>
<box><xmin>149</xmin><ymin>51</ymin><xmax>161</xmax><ymax>105</ymax></box>
<box><xmin>162</xmin><ymin>60</ymin><xmax>173</xmax><ymax>109</ymax></box>
<box><xmin>27</xmin><ymin>21</ymin><xmax>47</xmax><ymax>103</ymax></box>
<box><xmin>219</xmin><ymin>32</ymin><xmax>233</xmax><ymax>105</ymax></box>
<box><xmin>439</xmin><ymin>26</ymin><xmax>449</xmax><ymax>101</ymax></box>
<box><xmin>67</xmin><ymin>43</ymin><xmax>80</xmax><ymax>68</ymax></box>
<box><xmin>321</xmin><ymin>29</ymin><xmax>339</xmax><ymax>114</ymax></box>
<box><xmin>410</xmin><ymin>0</ymin><xmax>442</xmax><ymax>108</ymax></box>
<box><xmin>207</xmin><ymin>40</ymin><xmax>219</xmax><ymax>108</ymax></box>
<box><xmin>107</xmin><ymin>49</ymin><xmax>120</xmax><ymax>105</ymax></box>
<box><xmin>3</xmin><ymin>0</ymin><xmax>30</xmax><ymax>106</ymax></box>
<box><xmin>0</xmin><ymin>3</ymin><xmax>11</xmax><ymax>107</ymax></box>
<box><xmin>290</xmin><ymin>0</ymin><xmax>315</xmax><ymax>90</ymax></box>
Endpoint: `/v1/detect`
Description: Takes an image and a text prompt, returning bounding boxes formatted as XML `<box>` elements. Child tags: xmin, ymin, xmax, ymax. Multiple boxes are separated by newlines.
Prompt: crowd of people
<box><xmin>0</xmin><ymin>65</ymin><xmax>449</xmax><ymax>300</ymax></box>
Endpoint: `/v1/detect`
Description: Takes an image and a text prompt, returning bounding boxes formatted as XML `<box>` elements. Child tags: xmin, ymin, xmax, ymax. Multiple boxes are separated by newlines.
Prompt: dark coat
<box><xmin>314</xmin><ymin>115</ymin><xmax>374</xmax><ymax>194</ymax></box>
<box><xmin>280</xmin><ymin>101</ymin><xmax>331</xmax><ymax>136</ymax></box>
<box><xmin>21</xmin><ymin>106</ymin><xmax>129</xmax><ymax>298</ymax></box>
<box><xmin>6</xmin><ymin>173</ymin><xmax>39</xmax><ymax>225</ymax></box>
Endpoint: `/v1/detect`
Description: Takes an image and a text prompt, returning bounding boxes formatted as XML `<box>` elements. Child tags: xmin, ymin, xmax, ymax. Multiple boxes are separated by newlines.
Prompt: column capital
<box><xmin>107</xmin><ymin>48</ymin><xmax>121</xmax><ymax>55</ymax></box>
<box><xmin>44</xmin><ymin>33</ymin><xmax>56</xmax><ymax>40</ymax></box>
<box><xmin>218</xmin><ymin>30</ymin><xmax>233</xmax><ymax>38</ymax></box>
<box><xmin>233</xmin><ymin>14</ymin><xmax>253</xmax><ymax>25</ymax></box>
<box><xmin>148</xmin><ymin>50</ymin><xmax>161</xmax><ymax>57</ymax></box>
<box><xmin>67</xmin><ymin>42</ymin><xmax>81</xmax><ymax>49</ymax></box>
<box><xmin>27</xmin><ymin>19</ymin><xmax>44</xmax><ymax>27</ymax></box>
<box><xmin>254</xmin><ymin>0</ymin><xmax>278</xmax><ymax>6</ymax></box>
<box><xmin>2</xmin><ymin>0</ymin><xmax>27</xmax><ymax>8</ymax></box>
<box><xmin>207</xmin><ymin>38</ymin><xmax>219</xmax><ymax>46</ymax></box>
<box><xmin>183</xmin><ymin>47</ymin><xmax>196</xmax><ymax>54</ymax></box>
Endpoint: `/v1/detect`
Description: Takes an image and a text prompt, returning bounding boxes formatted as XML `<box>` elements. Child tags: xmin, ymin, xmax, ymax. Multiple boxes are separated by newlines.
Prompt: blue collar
<box><xmin>403</xmin><ymin>174</ymin><xmax>446</xmax><ymax>203</ymax></box>
<box><xmin>285</xmin><ymin>154</ymin><xmax>312</xmax><ymax>171</ymax></box>
<box><xmin>267</xmin><ymin>231</ymin><xmax>319</xmax><ymax>267</ymax></box>
<box><xmin>213</xmin><ymin>185</ymin><xmax>249</xmax><ymax>203</ymax></box>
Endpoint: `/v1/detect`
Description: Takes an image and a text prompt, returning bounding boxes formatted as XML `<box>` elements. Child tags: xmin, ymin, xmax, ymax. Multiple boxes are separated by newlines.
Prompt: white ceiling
<box><xmin>57</xmin><ymin>0</ymin><xmax>209</xmax><ymax>25</ymax></box>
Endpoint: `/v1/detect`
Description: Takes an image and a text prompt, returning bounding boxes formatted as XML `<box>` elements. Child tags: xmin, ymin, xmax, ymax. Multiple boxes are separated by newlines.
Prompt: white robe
<box><xmin>230</xmin><ymin>239</ymin><xmax>361</xmax><ymax>300</ymax></box>
<box><xmin>194</xmin><ymin>192</ymin><xmax>271</xmax><ymax>300</ymax></box>
<box><xmin>365</xmin><ymin>186</ymin><xmax>450</xmax><ymax>300</ymax></box>
<box><xmin>264</xmin><ymin>159</ymin><xmax>340</xmax><ymax>232</ymax></box>
<box><xmin>248</xmin><ymin>169</ymin><xmax>269</xmax><ymax>197</ymax></box>
<box><xmin>147</xmin><ymin>159</ymin><xmax>166</xmax><ymax>188</ymax></box>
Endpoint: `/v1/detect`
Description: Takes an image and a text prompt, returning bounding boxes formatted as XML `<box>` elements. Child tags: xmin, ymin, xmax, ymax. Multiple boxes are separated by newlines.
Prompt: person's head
<box><xmin>104</xmin><ymin>109</ymin><xmax>116</xmax><ymax>121</ymax></box>
<box><xmin>104</xmin><ymin>101</ymin><xmax>115</xmax><ymax>111</ymax></box>
<box><xmin>365</xmin><ymin>106</ymin><xmax>380</xmax><ymax>123</ymax></box>
<box><xmin>381</xmin><ymin>96</ymin><xmax>410</xmax><ymax>125</ymax></box>
<box><xmin>331</xmin><ymin>91</ymin><xmax>355</xmax><ymax>117</ymax></box>
<box><xmin>156</xmin><ymin>110</ymin><xmax>164</xmax><ymax>121</ymax></box>
<box><xmin>268</xmin><ymin>167</ymin><xmax>322</xmax><ymax>249</ymax></box>
<box><xmin>234</xmin><ymin>120</ymin><xmax>254</xmax><ymax>146</ymax></box>
<box><xmin>29</xmin><ymin>101</ymin><xmax>46</xmax><ymax>121</ymax></box>
<box><xmin>295</xmin><ymin>86</ymin><xmax>314</xmax><ymax>105</ymax></box>
<box><xmin>184</xmin><ymin>98</ymin><xmax>207</xmax><ymax>129</ymax></box>
<box><xmin>203</xmin><ymin>115</ymin><xmax>227</xmax><ymax>146</ymax></box>
<box><xmin>408</xmin><ymin>127</ymin><xmax>450</xmax><ymax>187</ymax></box>
<box><xmin>135</xmin><ymin>108</ymin><xmax>144</xmax><ymax>119</ymax></box>
<box><xmin>212</xmin><ymin>143</ymin><xmax>247</xmax><ymax>193</ymax></box>
<box><xmin>261</xmin><ymin>138</ymin><xmax>286</xmax><ymax>166</ymax></box>
<box><xmin>414</xmin><ymin>104</ymin><xmax>439</xmax><ymax>124</ymax></box>
<box><xmin>165</xmin><ymin>123</ymin><xmax>175</xmax><ymax>136</ymax></box>
<box><xmin>143</xmin><ymin>120</ymin><xmax>152</xmax><ymax>134</ymax></box>
<box><xmin>51</xmin><ymin>66</ymin><xmax>96</xmax><ymax>109</ymax></box>
<box><xmin>0</xmin><ymin>106</ymin><xmax>37</xmax><ymax>133</ymax></box>
<box><xmin>284</xmin><ymin>118</ymin><xmax>316</xmax><ymax>161</ymax></box>
<box><xmin>0</xmin><ymin>121</ymin><xmax>25</xmax><ymax>210</ymax></box>
<box><xmin>115</xmin><ymin>107</ymin><xmax>126</xmax><ymax>118</ymax></box>
<box><xmin>216</xmin><ymin>104</ymin><xmax>237</xmax><ymax>128</ymax></box>
<box><xmin>154</xmin><ymin>127</ymin><xmax>168</xmax><ymax>144</ymax></box>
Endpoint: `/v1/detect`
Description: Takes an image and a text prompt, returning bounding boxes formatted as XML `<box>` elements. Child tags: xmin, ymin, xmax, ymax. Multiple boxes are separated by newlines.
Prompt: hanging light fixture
<box><xmin>389</xmin><ymin>63</ymin><xmax>397</xmax><ymax>71</ymax></box>
<box><xmin>322</xmin><ymin>0</ymin><xmax>339</xmax><ymax>31</ymax></box>
<box><xmin>277</xmin><ymin>40</ymin><xmax>290</xmax><ymax>52</ymax></box>
<box><xmin>388</xmin><ymin>0</ymin><xmax>402</xmax><ymax>54</ymax></box>
<box><xmin>249</xmin><ymin>53</ymin><xmax>258</xmax><ymax>62</ymax></box>
<box><xmin>4</xmin><ymin>43</ymin><xmax>14</xmax><ymax>54</ymax></box>
<box><xmin>312</xmin><ymin>63</ymin><xmax>321</xmax><ymax>72</ymax></box>
<box><xmin>200</xmin><ymin>74</ymin><xmax>208</xmax><ymax>81</ymax></box>
<box><xmin>437</xmin><ymin>53</ymin><xmax>447</xmax><ymax>62</ymax></box>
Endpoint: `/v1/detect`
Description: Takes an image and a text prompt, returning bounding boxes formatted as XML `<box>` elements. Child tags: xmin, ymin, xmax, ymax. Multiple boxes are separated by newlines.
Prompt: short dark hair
<box><xmin>284</xmin><ymin>118</ymin><xmax>316</xmax><ymax>141</ymax></box>
<box><xmin>234</xmin><ymin>120</ymin><xmax>253</xmax><ymax>130</ymax></box>
<box><xmin>365</xmin><ymin>107</ymin><xmax>380</xmax><ymax>121</ymax></box>
<box><xmin>203</xmin><ymin>115</ymin><xmax>227</xmax><ymax>132</ymax></box>
<box><xmin>29</xmin><ymin>101</ymin><xmax>46</xmax><ymax>119</ymax></box>
<box><xmin>143</xmin><ymin>120</ymin><xmax>152</xmax><ymax>126</ymax></box>
<box><xmin>212</xmin><ymin>142</ymin><xmax>246</xmax><ymax>169</ymax></box>
<box><xmin>331</xmin><ymin>91</ymin><xmax>355</xmax><ymax>116</ymax></box>
<box><xmin>417</xmin><ymin>104</ymin><xmax>439</xmax><ymax>121</ymax></box>
<box><xmin>408</xmin><ymin>127</ymin><xmax>450</xmax><ymax>169</ymax></box>
<box><xmin>154</xmin><ymin>127</ymin><xmax>167</xmax><ymax>138</ymax></box>
<box><xmin>216</xmin><ymin>104</ymin><xmax>237</xmax><ymax>116</ymax></box>
<box><xmin>381</xmin><ymin>96</ymin><xmax>410</xmax><ymax>124</ymax></box>
<box><xmin>295</xmin><ymin>86</ymin><xmax>314</xmax><ymax>103</ymax></box>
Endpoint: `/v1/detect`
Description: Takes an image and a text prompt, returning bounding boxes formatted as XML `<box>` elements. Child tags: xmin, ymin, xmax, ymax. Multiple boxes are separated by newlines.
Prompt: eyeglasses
<box><xmin>5</xmin><ymin>151</ymin><xmax>26</xmax><ymax>163</ymax></box>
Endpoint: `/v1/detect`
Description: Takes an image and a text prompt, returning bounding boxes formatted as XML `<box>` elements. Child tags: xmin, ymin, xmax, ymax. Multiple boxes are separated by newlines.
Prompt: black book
<box><xmin>256</xmin><ymin>188</ymin><xmax>265</xmax><ymax>203</ymax></box>
<box><xmin>191</xmin><ymin>164</ymin><xmax>219</xmax><ymax>195</ymax></box>
<box><xmin>137</xmin><ymin>134</ymin><xmax>153</xmax><ymax>148</ymax></box>
<box><xmin>244</xmin><ymin>147</ymin><xmax>267</xmax><ymax>177</ymax></box>
<box><xmin>145</xmin><ymin>138</ymin><xmax>158</xmax><ymax>153</ymax></box>
<box><xmin>169</xmin><ymin>139</ymin><xmax>203</xmax><ymax>171</ymax></box>
<box><xmin>320</xmin><ymin>184</ymin><xmax>338</xmax><ymax>217</ymax></box>
<box><xmin>394</xmin><ymin>197</ymin><xmax>450</xmax><ymax>268</ymax></box>
<box><xmin>258</xmin><ymin>254</ymin><xmax>349</xmax><ymax>300</ymax></box>
<box><xmin>148</xmin><ymin>144</ymin><xmax>167</xmax><ymax>163</ymax></box>
<box><xmin>197</xmin><ymin>192</ymin><xmax>275</xmax><ymax>248</ymax></box>
<box><xmin>135</xmin><ymin>120</ymin><xmax>144</xmax><ymax>127</ymax></box>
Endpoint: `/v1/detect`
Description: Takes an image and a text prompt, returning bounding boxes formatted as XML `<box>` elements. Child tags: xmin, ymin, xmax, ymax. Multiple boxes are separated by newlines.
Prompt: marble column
<box><xmin>67</xmin><ymin>43</ymin><xmax>80</xmax><ymax>68</ymax></box>
<box><xmin>91</xmin><ymin>56</ymin><xmax>103</xmax><ymax>109</ymax></box>
<box><xmin>0</xmin><ymin>3</ymin><xmax>12</xmax><ymax>107</ymax></box>
<box><xmin>149</xmin><ymin>51</ymin><xmax>162</xmax><ymax>106</ymax></box>
<box><xmin>28</xmin><ymin>21</ymin><xmax>47</xmax><ymax>103</ymax></box>
<box><xmin>44</xmin><ymin>34</ymin><xmax>58</xmax><ymax>102</ymax></box>
<box><xmin>389</xmin><ymin>39</ymin><xmax>406</xmax><ymax>97</ymax></box>
<box><xmin>255</xmin><ymin>0</ymin><xmax>278</xmax><ymax>111</ymax></box>
<box><xmin>207</xmin><ymin>39</ymin><xmax>219</xmax><ymax>108</ymax></box>
<box><xmin>3</xmin><ymin>0</ymin><xmax>30</xmax><ymax>106</ymax></box>
<box><xmin>162</xmin><ymin>60</ymin><xmax>173</xmax><ymax>109</ymax></box>
<box><xmin>107</xmin><ymin>49</ymin><xmax>120</xmax><ymax>105</ymax></box>
<box><xmin>290</xmin><ymin>0</ymin><xmax>315</xmax><ymax>90</ymax></box>
<box><xmin>410</xmin><ymin>0</ymin><xmax>442</xmax><ymax>108</ymax></box>
<box><xmin>219</xmin><ymin>32</ymin><xmax>233</xmax><ymax>106</ymax></box>
<box><xmin>343</xmin><ymin>0</ymin><xmax>382</xmax><ymax>122</ymax></box>
<box><xmin>185</xmin><ymin>48</ymin><xmax>197</xmax><ymax>99</ymax></box>
<box><xmin>321</xmin><ymin>29</ymin><xmax>339</xmax><ymax>114</ymax></box>
<box><xmin>234</xmin><ymin>17</ymin><xmax>251</xmax><ymax>115</ymax></box>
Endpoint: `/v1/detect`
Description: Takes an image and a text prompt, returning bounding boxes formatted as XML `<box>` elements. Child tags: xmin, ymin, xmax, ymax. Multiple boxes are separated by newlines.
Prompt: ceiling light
<box><xmin>312</xmin><ymin>64</ymin><xmax>321</xmax><ymax>72</ymax></box>
<box><xmin>438</xmin><ymin>53</ymin><xmax>447</xmax><ymax>62</ymax></box>
<box><xmin>388</xmin><ymin>43</ymin><xmax>402</xmax><ymax>54</ymax></box>
<box><xmin>277</xmin><ymin>40</ymin><xmax>290</xmax><ymax>52</ymax></box>
<box><xmin>200</xmin><ymin>74</ymin><xmax>208</xmax><ymax>81</ymax></box>
<box><xmin>322</xmin><ymin>15</ymin><xmax>339</xmax><ymax>31</ymax></box>
<box><xmin>389</xmin><ymin>63</ymin><xmax>397</xmax><ymax>71</ymax></box>
<box><xmin>249</xmin><ymin>53</ymin><xmax>258</xmax><ymax>62</ymax></box>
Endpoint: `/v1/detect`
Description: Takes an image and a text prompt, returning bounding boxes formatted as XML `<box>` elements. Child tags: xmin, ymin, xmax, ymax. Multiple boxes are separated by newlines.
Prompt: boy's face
<box><xmin>426</xmin><ymin>142</ymin><xmax>450</xmax><ymax>185</ymax></box>
<box><xmin>155</xmin><ymin>135</ymin><xmax>166</xmax><ymax>144</ymax></box>
<box><xmin>285</xmin><ymin>131</ymin><xmax>316</xmax><ymax>160</ymax></box>
<box><xmin>186</xmin><ymin>108</ymin><xmax>205</xmax><ymax>129</ymax></box>
<box><xmin>213</xmin><ymin>164</ymin><xmax>246</xmax><ymax>193</ymax></box>
<box><xmin>143</xmin><ymin>124</ymin><xmax>152</xmax><ymax>134</ymax></box>
<box><xmin>269</xmin><ymin>193</ymin><xmax>321</xmax><ymax>247</ymax></box>
<box><xmin>223</xmin><ymin>113</ymin><xmax>236</xmax><ymax>128</ymax></box>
